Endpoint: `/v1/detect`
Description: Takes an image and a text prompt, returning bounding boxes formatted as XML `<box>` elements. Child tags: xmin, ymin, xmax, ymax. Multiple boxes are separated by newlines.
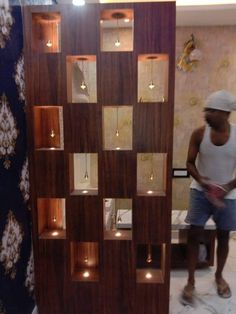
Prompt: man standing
<box><xmin>181</xmin><ymin>90</ymin><xmax>236</xmax><ymax>305</ymax></box>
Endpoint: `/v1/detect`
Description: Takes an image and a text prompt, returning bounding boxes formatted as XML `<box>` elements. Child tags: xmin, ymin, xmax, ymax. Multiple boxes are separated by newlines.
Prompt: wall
<box><xmin>172</xmin><ymin>25</ymin><xmax>236</xmax><ymax>210</ymax></box>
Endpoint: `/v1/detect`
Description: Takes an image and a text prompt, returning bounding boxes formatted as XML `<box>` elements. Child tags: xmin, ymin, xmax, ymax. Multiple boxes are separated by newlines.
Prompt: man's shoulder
<box><xmin>191</xmin><ymin>126</ymin><xmax>205</xmax><ymax>142</ymax></box>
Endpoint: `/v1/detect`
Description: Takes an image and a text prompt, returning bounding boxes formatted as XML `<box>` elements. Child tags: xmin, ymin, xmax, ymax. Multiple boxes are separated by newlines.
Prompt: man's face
<box><xmin>204</xmin><ymin>108</ymin><xmax>229</xmax><ymax>128</ymax></box>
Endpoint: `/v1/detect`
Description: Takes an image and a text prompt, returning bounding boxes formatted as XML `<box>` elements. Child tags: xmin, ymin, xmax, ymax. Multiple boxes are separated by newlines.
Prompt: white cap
<box><xmin>205</xmin><ymin>90</ymin><xmax>236</xmax><ymax>112</ymax></box>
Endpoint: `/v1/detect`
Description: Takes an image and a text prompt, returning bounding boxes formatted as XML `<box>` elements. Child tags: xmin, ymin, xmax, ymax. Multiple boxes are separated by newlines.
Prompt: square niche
<box><xmin>32</xmin><ymin>12</ymin><xmax>61</xmax><ymax>53</ymax></box>
<box><xmin>136</xmin><ymin>243</ymin><xmax>166</xmax><ymax>284</ymax></box>
<box><xmin>100</xmin><ymin>9</ymin><xmax>134</xmax><ymax>52</ymax></box>
<box><xmin>103</xmin><ymin>106</ymin><xmax>133</xmax><ymax>151</ymax></box>
<box><xmin>66</xmin><ymin>55</ymin><xmax>97</xmax><ymax>103</ymax></box>
<box><xmin>33</xmin><ymin>106</ymin><xmax>64</xmax><ymax>150</ymax></box>
<box><xmin>103</xmin><ymin>198</ymin><xmax>132</xmax><ymax>240</ymax></box>
<box><xmin>138</xmin><ymin>54</ymin><xmax>169</xmax><ymax>103</ymax></box>
<box><xmin>69</xmin><ymin>153</ymin><xmax>98</xmax><ymax>195</ymax></box>
<box><xmin>37</xmin><ymin>198</ymin><xmax>66</xmax><ymax>239</ymax></box>
<box><xmin>137</xmin><ymin>153</ymin><xmax>167</xmax><ymax>196</ymax></box>
<box><xmin>71</xmin><ymin>242</ymin><xmax>99</xmax><ymax>282</ymax></box>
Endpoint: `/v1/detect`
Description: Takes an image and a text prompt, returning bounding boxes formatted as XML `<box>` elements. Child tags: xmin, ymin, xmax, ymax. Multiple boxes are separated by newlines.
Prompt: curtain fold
<box><xmin>0</xmin><ymin>4</ymin><xmax>35</xmax><ymax>314</ymax></box>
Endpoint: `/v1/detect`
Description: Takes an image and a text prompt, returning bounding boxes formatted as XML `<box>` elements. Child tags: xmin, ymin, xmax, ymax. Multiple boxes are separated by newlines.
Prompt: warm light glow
<box><xmin>145</xmin><ymin>272</ymin><xmax>152</xmax><ymax>279</ymax></box>
<box><xmin>147</xmin><ymin>190</ymin><xmax>153</xmax><ymax>194</ymax></box>
<box><xmin>84</xmin><ymin>256</ymin><xmax>88</xmax><ymax>263</ymax></box>
<box><xmin>124</xmin><ymin>18</ymin><xmax>130</xmax><ymax>22</ymax></box>
<box><xmin>50</xmin><ymin>129</ymin><xmax>55</xmax><ymax>138</ymax></box>
<box><xmin>83</xmin><ymin>271</ymin><xmax>90</xmax><ymax>278</ymax></box>
<box><xmin>148</xmin><ymin>81</ymin><xmax>155</xmax><ymax>90</ymax></box>
<box><xmin>82</xmin><ymin>190</ymin><xmax>88</xmax><ymax>194</ymax></box>
<box><xmin>52</xmin><ymin>216</ymin><xmax>57</xmax><ymax>222</ymax></box>
<box><xmin>49</xmin><ymin>147</ymin><xmax>56</xmax><ymax>150</ymax></box>
<box><xmin>51</xmin><ymin>231</ymin><xmax>59</xmax><ymax>236</ymax></box>
<box><xmin>72</xmin><ymin>0</ymin><xmax>85</xmax><ymax>6</ymax></box>
<box><xmin>84</xmin><ymin>171</ymin><xmax>89</xmax><ymax>180</ymax></box>
<box><xmin>115</xmin><ymin>231</ymin><xmax>122</xmax><ymax>237</ymax></box>
<box><xmin>46</xmin><ymin>40</ymin><xmax>52</xmax><ymax>47</ymax></box>
<box><xmin>116</xmin><ymin>147</ymin><xmax>121</xmax><ymax>150</ymax></box>
<box><xmin>80</xmin><ymin>81</ymin><xmax>87</xmax><ymax>90</ymax></box>
<box><xmin>115</xmin><ymin>39</ymin><xmax>121</xmax><ymax>47</ymax></box>
<box><xmin>162</xmin><ymin>96</ymin><xmax>165</xmax><ymax>102</ymax></box>
<box><xmin>149</xmin><ymin>173</ymin><xmax>154</xmax><ymax>181</ymax></box>
<box><xmin>115</xmin><ymin>129</ymin><xmax>119</xmax><ymax>137</ymax></box>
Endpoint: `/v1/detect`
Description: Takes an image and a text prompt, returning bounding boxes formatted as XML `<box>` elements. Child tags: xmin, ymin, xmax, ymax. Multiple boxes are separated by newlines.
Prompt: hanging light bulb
<box><xmin>149</xmin><ymin>172</ymin><xmax>154</xmax><ymax>181</ymax></box>
<box><xmin>146</xmin><ymin>244</ymin><xmax>152</xmax><ymax>263</ymax></box>
<box><xmin>80</xmin><ymin>81</ymin><xmax>87</xmax><ymax>90</ymax></box>
<box><xmin>149</xmin><ymin>153</ymin><xmax>154</xmax><ymax>181</ymax></box>
<box><xmin>147</xmin><ymin>56</ymin><xmax>157</xmax><ymax>90</ymax></box>
<box><xmin>46</xmin><ymin>39</ymin><xmax>52</xmax><ymax>47</ymax></box>
<box><xmin>78</xmin><ymin>57</ymin><xmax>88</xmax><ymax>91</ymax></box>
<box><xmin>115</xmin><ymin>39</ymin><xmax>121</xmax><ymax>47</ymax></box>
<box><xmin>50</xmin><ymin>129</ymin><xmax>55</xmax><ymax>138</ymax></box>
<box><xmin>148</xmin><ymin>81</ymin><xmax>155</xmax><ymax>90</ymax></box>
<box><xmin>115</xmin><ymin>107</ymin><xmax>119</xmax><ymax>137</ymax></box>
<box><xmin>84</xmin><ymin>153</ymin><xmax>89</xmax><ymax>180</ymax></box>
<box><xmin>52</xmin><ymin>215</ymin><xmax>57</xmax><ymax>223</ymax></box>
<box><xmin>117</xmin><ymin>215</ymin><xmax>122</xmax><ymax>223</ymax></box>
<box><xmin>84</xmin><ymin>256</ymin><xmax>88</xmax><ymax>263</ymax></box>
<box><xmin>111</xmin><ymin>12</ymin><xmax>125</xmax><ymax>48</ymax></box>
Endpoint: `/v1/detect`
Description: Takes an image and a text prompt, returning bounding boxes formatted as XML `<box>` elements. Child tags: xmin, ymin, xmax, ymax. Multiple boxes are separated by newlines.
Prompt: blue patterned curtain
<box><xmin>0</xmin><ymin>5</ymin><xmax>35</xmax><ymax>314</ymax></box>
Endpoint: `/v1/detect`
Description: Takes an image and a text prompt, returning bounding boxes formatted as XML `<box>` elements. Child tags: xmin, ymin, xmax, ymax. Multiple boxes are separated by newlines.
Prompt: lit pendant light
<box><xmin>78</xmin><ymin>57</ymin><xmax>88</xmax><ymax>91</ymax></box>
<box><xmin>84</xmin><ymin>256</ymin><xmax>88</xmax><ymax>263</ymax></box>
<box><xmin>50</xmin><ymin>129</ymin><xmax>55</xmax><ymax>138</ymax></box>
<box><xmin>146</xmin><ymin>244</ymin><xmax>152</xmax><ymax>263</ymax></box>
<box><xmin>115</xmin><ymin>107</ymin><xmax>119</xmax><ymax>137</ymax></box>
<box><xmin>46</xmin><ymin>39</ymin><xmax>52</xmax><ymax>47</ymax></box>
<box><xmin>149</xmin><ymin>153</ymin><xmax>154</xmax><ymax>181</ymax></box>
<box><xmin>111</xmin><ymin>12</ymin><xmax>125</xmax><ymax>48</ymax></box>
<box><xmin>84</xmin><ymin>153</ymin><xmax>89</xmax><ymax>180</ymax></box>
<box><xmin>147</xmin><ymin>56</ymin><xmax>157</xmax><ymax>90</ymax></box>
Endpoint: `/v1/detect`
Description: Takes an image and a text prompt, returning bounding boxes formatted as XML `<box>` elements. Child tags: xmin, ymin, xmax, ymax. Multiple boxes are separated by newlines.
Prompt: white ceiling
<box><xmin>176</xmin><ymin>3</ymin><xmax>236</xmax><ymax>26</ymax></box>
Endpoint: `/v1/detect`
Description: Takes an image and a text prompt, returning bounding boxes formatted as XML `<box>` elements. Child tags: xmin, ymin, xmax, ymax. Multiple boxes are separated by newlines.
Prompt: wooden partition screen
<box><xmin>24</xmin><ymin>2</ymin><xmax>176</xmax><ymax>313</ymax></box>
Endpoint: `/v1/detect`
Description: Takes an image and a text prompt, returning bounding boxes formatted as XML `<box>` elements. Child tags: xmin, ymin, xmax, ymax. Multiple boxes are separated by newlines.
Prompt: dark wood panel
<box><xmin>36</xmin><ymin>240</ymin><xmax>67</xmax><ymax>314</ymax></box>
<box><xmin>102</xmin><ymin>241</ymin><xmax>135</xmax><ymax>314</ymax></box>
<box><xmin>133</xmin><ymin>197</ymin><xmax>167</xmax><ymax>243</ymax></box>
<box><xmin>135</xmin><ymin>284</ymin><xmax>170</xmax><ymax>314</ymax></box>
<box><xmin>64</xmin><ymin>104</ymin><xmax>102</xmax><ymax>152</ymax></box>
<box><xmin>100</xmin><ymin>151</ymin><xmax>136</xmax><ymax>197</ymax></box>
<box><xmin>66</xmin><ymin>283</ymin><xmax>102</xmax><ymax>314</ymax></box>
<box><xmin>61</xmin><ymin>4</ymin><xmax>100</xmax><ymax>55</ymax></box>
<box><xmin>67</xmin><ymin>196</ymin><xmax>102</xmax><ymax>241</ymax></box>
<box><xmin>134</xmin><ymin>104</ymin><xmax>162</xmax><ymax>152</ymax></box>
<box><xmin>29</xmin><ymin>54</ymin><xmax>65</xmax><ymax>105</ymax></box>
<box><xmin>98</xmin><ymin>53</ymin><xmax>136</xmax><ymax>105</ymax></box>
<box><xmin>35</xmin><ymin>151</ymin><xmax>65</xmax><ymax>197</ymax></box>
<box><xmin>134</xmin><ymin>2</ymin><xmax>176</xmax><ymax>54</ymax></box>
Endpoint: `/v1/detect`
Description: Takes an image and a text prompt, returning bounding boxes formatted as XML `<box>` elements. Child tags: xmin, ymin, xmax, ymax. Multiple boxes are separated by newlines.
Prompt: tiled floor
<box><xmin>170</xmin><ymin>233</ymin><xmax>236</xmax><ymax>314</ymax></box>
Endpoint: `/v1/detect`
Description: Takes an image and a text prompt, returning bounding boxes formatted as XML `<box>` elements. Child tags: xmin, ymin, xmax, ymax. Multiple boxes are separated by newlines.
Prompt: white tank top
<box><xmin>190</xmin><ymin>123</ymin><xmax>236</xmax><ymax>199</ymax></box>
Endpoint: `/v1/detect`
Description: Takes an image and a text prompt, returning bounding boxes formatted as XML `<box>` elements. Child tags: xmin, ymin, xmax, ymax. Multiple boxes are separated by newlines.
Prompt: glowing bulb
<box><xmin>46</xmin><ymin>39</ymin><xmax>52</xmax><ymax>47</ymax></box>
<box><xmin>51</xmin><ymin>231</ymin><xmax>59</xmax><ymax>236</ymax></box>
<box><xmin>50</xmin><ymin>129</ymin><xmax>55</xmax><ymax>138</ymax></box>
<box><xmin>115</xmin><ymin>39</ymin><xmax>121</xmax><ymax>47</ymax></box>
<box><xmin>149</xmin><ymin>173</ymin><xmax>154</xmax><ymax>181</ymax></box>
<box><xmin>145</xmin><ymin>272</ymin><xmax>152</xmax><ymax>279</ymax></box>
<box><xmin>124</xmin><ymin>18</ymin><xmax>130</xmax><ymax>23</ymax></box>
<box><xmin>83</xmin><ymin>271</ymin><xmax>90</xmax><ymax>278</ymax></box>
<box><xmin>162</xmin><ymin>96</ymin><xmax>165</xmax><ymax>102</ymax></box>
<box><xmin>115</xmin><ymin>129</ymin><xmax>119</xmax><ymax>137</ymax></box>
<box><xmin>115</xmin><ymin>231</ymin><xmax>122</xmax><ymax>237</ymax></box>
<box><xmin>52</xmin><ymin>216</ymin><xmax>57</xmax><ymax>223</ymax></box>
<box><xmin>84</xmin><ymin>256</ymin><xmax>88</xmax><ymax>263</ymax></box>
<box><xmin>117</xmin><ymin>216</ymin><xmax>122</xmax><ymax>223</ymax></box>
<box><xmin>82</xmin><ymin>190</ymin><xmax>88</xmax><ymax>194</ymax></box>
<box><xmin>146</xmin><ymin>254</ymin><xmax>152</xmax><ymax>263</ymax></box>
<box><xmin>116</xmin><ymin>147</ymin><xmax>121</xmax><ymax>150</ymax></box>
<box><xmin>148</xmin><ymin>81</ymin><xmax>155</xmax><ymax>90</ymax></box>
<box><xmin>80</xmin><ymin>81</ymin><xmax>87</xmax><ymax>90</ymax></box>
<box><xmin>84</xmin><ymin>171</ymin><xmax>89</xmax><ymax>180</ymax></box>
<box><xmin>147</xmin><ymin>190</ymin><xmax>153</xmax><ymax>194</ymax></box>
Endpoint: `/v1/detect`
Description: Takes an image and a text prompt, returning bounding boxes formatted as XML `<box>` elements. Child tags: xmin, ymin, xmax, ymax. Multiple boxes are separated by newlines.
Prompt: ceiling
<box><xmin>176</xmin><ymin>3</ymin><xmax>236</xmax><ymax>26</ymax></box>
<box><xmin>60</xmin><ymin>1</ymin><xmax>236</xmax><ymax>26</ymax></box>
